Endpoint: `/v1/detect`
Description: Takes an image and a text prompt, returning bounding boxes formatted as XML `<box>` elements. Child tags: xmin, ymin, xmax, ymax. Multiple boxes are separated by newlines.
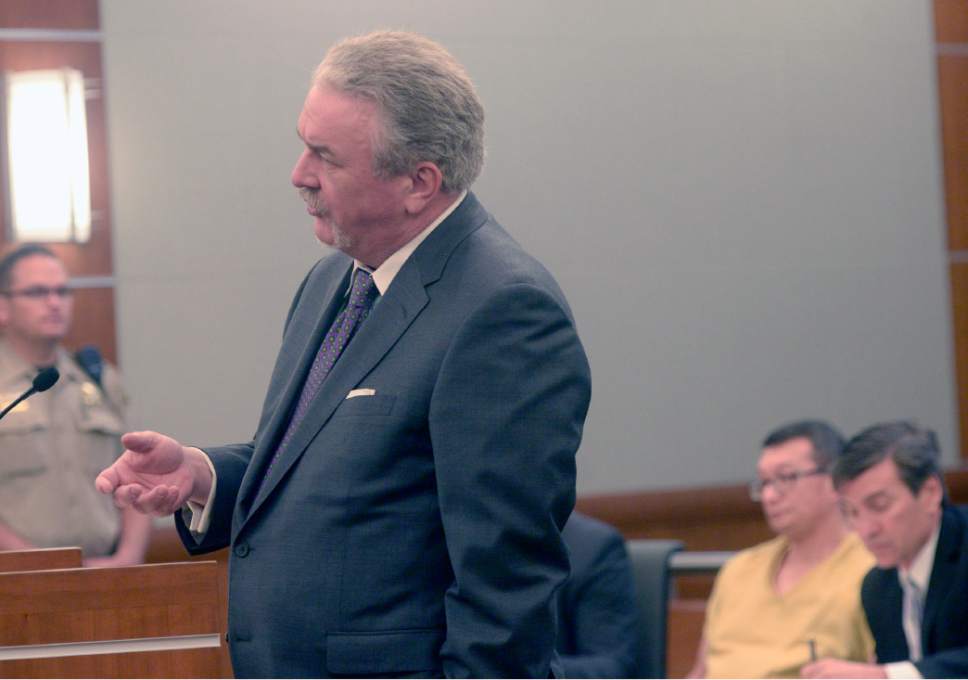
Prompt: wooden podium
<box><xmin>0</xmin><ymin>549</ymin><xmax>229</xmax><ymax>678</ymax></box>
<box><xmin>0</xmin><ymin>548</ymin><xmax>81</xmax><ymax>573</ymax></box>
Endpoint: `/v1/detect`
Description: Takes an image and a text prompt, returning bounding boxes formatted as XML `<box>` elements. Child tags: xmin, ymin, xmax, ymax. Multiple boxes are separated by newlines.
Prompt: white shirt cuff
<box><xmin>184</xmin><ymin>449</ymin><xmax>217</xmax><ymax>536</ymax></box>
<box><xmin>885</xmin><ymin>661</ymin><xmax>922</xmax><ymax>679</ymax></box>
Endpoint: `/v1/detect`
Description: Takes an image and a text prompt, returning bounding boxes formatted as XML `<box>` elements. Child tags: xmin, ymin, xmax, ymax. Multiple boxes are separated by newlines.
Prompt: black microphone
<box><xmin>0</xmin><ymin>366</ymin><xmax>59</xmax><ymax>421</ymax></box>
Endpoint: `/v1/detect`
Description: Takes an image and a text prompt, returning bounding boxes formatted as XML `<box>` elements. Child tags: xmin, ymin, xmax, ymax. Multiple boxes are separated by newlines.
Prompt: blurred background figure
<box><xmin>804</xmin><ymin>421</ymin><xmax>968</xmax><ymax>679</ymax></box>
<box><xmin>689</xmin><ymin>420</ymin><xmax>874</xmax><ymax>678</ymax></box>
<box><xmin>557</xmin><ymin>511</ymin><xmax>641</xmax><ymax>678</ymax></box>
<box><xmin>0</xmin><ymin>244</ymin><xmax>150</xmax><ymax>567</ymax></box>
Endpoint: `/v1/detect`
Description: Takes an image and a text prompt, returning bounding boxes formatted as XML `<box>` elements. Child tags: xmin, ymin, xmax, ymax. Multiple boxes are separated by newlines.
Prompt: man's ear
<box><xmin>403</xmin><ymin>162</ymin><xmax>444</xmax><ymax>215</ymax></box>
<box><xmin>918</xmin><ymin>474</ymin><xmax>944</xmax><ymax>511</ymax></box>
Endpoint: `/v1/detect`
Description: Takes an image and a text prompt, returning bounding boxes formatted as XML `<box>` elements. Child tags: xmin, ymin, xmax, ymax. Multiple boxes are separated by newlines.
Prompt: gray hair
<box><xmin>314</xmin><ymin>30</ymin><xmax>485</xmax><ymax>193</ymax></box>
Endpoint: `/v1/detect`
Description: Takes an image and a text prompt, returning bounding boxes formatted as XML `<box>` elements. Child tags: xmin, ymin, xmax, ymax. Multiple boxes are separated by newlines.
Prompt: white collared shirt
<box><xmin>361</xmin><ymin>190</ymin><xmax>466</xmax><ymax>295</ymax></box>
<box><xmin>187</xmin><ymin>191</ymin><xmax>467</xmax><ymax>534</ymax></box>
<box><xmin>885</xmin><ymin>521</ymin><xmax>941</xmax><ymax>679</ymax></box>
<box><xmin>899</xmin><ymin>520</ymin><xmax>940</xmax><ymax>603</ymax></box>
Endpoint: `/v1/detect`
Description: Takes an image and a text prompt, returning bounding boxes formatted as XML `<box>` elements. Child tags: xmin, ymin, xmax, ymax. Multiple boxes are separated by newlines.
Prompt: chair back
<box><xmin>626</xmin><ymin>539</ymin><xmax>683</xmax><ymax>678</ymax></box>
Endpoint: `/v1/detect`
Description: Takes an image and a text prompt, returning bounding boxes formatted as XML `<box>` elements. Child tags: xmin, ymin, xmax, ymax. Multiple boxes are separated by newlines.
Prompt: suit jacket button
<box><xmin>233</xmin><ymin>542</ymin><xmax>250</xmax><ymax>558</ymax></box>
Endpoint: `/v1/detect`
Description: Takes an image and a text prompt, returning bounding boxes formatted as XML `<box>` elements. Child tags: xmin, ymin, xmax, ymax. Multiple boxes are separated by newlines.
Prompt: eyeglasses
<box><xmin>1</xmin><ymin>286</ymin><xmax>74</xmax><ymax>301</ymax></box>
<box><xmin>749</xmin><ymin>467</ymin><xmax>826</xmax><ymax>501</ymax></box>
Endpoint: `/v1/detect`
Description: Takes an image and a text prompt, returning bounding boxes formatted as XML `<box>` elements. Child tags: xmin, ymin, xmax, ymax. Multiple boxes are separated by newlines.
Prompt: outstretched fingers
<box><xmin>95</xmin><ymin>465</ymin><xmax>121</xmax><ymax>494</ymax></box>
<box><xmin>131</xmin><ymin>484</ymin><xmax>186</xmax><ymax>516</ymax></box>
<box><xmin>110</xmin><ymin>483</ymin><xmax>144</xmax><ymax>509</ymax></box>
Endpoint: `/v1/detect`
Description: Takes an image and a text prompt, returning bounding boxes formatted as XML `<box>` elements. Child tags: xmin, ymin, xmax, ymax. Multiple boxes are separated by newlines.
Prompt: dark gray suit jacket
<box><xmin>176</xmin><ymin>193</ymin><xmax>592</xmax><ymax>678</ymax></box>
<box><xmin>862</xmin><ymin>504</ymin><xmax>968</xmax><ymax>679</ymax></box>
<box><xmin>556</xmin><ymin>512</ymin><xmax>640</xmax><ymax>678</ymax></box>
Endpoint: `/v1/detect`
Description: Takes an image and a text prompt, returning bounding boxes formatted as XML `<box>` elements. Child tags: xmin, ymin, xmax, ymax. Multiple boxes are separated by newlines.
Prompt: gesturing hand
<box><xmin>96</xmin><ymin>431</ymin><xmax>198</xmax><ymax>516</ymax></box>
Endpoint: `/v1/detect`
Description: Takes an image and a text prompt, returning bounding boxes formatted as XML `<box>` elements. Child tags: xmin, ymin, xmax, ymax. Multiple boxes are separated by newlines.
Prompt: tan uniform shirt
<box><xmin>0</xmin><ymin>340</ymin><xmax>127</xmax><ymax>556</ymax></box>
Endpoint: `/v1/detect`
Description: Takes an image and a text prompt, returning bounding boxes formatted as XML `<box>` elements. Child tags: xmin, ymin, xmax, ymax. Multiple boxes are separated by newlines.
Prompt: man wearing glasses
<box><xmin>0</xmin><ymin>244</ymin><xmax>151</xmax><ymax>567</ymax></box>
<box><xmin>688</xmin><ymin>420</ymin><xmax>874</xmax><ymax>678</ymax></box>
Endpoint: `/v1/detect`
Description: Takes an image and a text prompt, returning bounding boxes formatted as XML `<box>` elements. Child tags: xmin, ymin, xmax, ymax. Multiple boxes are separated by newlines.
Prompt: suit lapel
<box><xmin>877</xmin><ymin>572</ymin><xmax>909</xmax><ymax>661</ymax></box>
<box><xmin>236</xmin><ymin>192</ymin><xmax>490</xmax><ymax>529</ymax></box>
<box><xmin>243</xmin><ymin>262</ymin><xmax>429</xmax><ymax>523</ymax></box>
<box><xmin>921</xmin><ymin>507</ymin><xmax>963</xmax><ymax>653</ymax></box>
<box><xmin>233</xmin><ymin>264</ymin><xmax>352</xmax><ymax>529</ymax></box>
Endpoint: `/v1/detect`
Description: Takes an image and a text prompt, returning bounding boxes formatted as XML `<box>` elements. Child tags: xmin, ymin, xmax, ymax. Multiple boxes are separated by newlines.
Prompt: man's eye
<box><xmin>868</xmin><ymin>498</ymin><xmax>892</xmax><ymax>513</ymax></box>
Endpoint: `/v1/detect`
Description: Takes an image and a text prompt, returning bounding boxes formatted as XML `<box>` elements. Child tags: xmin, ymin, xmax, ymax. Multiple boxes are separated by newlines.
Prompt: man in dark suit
<box><xmin>95</xmin><ymin>30</ymin><xmax>591</xmax><ymax>678</ymax></box>
<box><xmin>803</xmin><ymin>421</ymin><xmax>968</xmax><ymax>679</ymax></box>
<box><xmin>556</xmin><ymin>512</ymin><xmax>641</xmax><ymax>678</ymax></box>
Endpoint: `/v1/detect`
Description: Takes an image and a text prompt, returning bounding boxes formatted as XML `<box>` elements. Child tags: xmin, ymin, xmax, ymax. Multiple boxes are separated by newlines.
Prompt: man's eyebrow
<box><xmin>296</xmin><ymin>129</ymin><xmax>334</xmax><ymax>156</ymax></box>
<box><xmin>863</xmin><ymin>490</ymin><xmax>891</xmax><ymax>505</ymax></box>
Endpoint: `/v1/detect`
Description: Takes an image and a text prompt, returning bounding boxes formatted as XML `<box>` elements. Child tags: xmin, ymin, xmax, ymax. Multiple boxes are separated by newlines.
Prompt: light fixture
<box><xmin>2</xmin><ymin>68</ymin><xmax>91</xmax><ymax>243</ymax></box>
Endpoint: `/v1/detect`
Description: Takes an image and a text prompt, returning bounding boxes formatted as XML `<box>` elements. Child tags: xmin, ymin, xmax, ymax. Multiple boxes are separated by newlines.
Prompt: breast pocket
<box><xmin>0</xmin><ymin>407</ymin><xmax>48</xmax><ymax>481</ymax></box>
<box><xmin>332</xmin><ymin>393</ymin><xmax>396</xmax><ymax>418</ymax></box>
<box><xmin>74</xmin><ymin>401</ymin><xmax>124</xmax><ymax>479</ymax></box>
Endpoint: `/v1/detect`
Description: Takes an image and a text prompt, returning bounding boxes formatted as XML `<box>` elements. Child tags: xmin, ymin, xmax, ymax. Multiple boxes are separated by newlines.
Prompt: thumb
<box><xmin>121</xmin><ymin>430</ymin><xmax>162</xmax><ymax>454</ymax></box>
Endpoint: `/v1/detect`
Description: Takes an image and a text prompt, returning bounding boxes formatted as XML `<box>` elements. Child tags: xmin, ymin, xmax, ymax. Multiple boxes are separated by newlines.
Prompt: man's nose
<box><xmin>854</xmin><ymin>514</ymin><xmax>878</xmax><ymax>539</ymax></box>
<box><xmin>291</xmin><ymin>150</ymin><xmax>316</xmax><ymax>188</ymax></box>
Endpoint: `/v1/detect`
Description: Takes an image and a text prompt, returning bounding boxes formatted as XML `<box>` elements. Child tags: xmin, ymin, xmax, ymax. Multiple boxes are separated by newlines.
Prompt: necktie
<box><xmin>261</xmin><ymin>268</ymin><xmax>378</xmax><ymax>483</ymax></box>
<box><xmin>902</xmin><ymin>575</ymin><xmax>924</xmax><ymax>661</ymax></box>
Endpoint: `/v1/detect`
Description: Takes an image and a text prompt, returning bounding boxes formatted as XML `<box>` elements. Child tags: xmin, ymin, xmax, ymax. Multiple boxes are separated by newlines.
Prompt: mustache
<box><xmin>299</xmin><ymin>188</ymin><xmax>326</xmax><ymax>215</ymax></box>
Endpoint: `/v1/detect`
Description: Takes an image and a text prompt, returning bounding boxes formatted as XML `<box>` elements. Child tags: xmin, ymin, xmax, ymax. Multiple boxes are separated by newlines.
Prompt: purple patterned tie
<box><xmin>262</xmin><ymin>268</ymin><xmax>378</xmax><ymax>483</ymax></box>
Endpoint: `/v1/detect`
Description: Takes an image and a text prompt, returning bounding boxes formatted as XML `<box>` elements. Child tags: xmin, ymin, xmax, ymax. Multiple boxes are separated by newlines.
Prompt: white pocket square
<box><xmin>346</xmin><ymin>388</ymin><xmax>376</xmax><ymax>399</ymax></box>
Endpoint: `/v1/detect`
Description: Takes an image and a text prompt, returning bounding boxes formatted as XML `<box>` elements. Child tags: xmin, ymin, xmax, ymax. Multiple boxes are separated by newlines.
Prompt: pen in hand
<box><xmin>807</xmin><ymin>638</ymin><xmax>817</xmax><ymax>662</ymax></box>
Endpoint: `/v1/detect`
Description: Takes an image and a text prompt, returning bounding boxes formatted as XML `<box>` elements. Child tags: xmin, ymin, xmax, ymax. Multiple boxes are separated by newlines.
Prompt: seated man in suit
<box><xmin>803</xmin><ymin>421</ymin><xmax>968</xmax><ymax>679</ymax></box>
<box><xmin>556</xmin><ymin>511</ymin><xmax>641</xmax><ymax>678</ymax></box>
<box><xmin>689</xmin><ymin>420</ymin><xmax>874</xmax><ymax>678</ymax></box>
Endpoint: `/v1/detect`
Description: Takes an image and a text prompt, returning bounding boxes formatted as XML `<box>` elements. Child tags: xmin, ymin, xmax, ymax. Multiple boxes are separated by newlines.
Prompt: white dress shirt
<box><xmin>885</xmin><ymin>522</ymin><xmax>941</xmax><ymax>679</ymax></box>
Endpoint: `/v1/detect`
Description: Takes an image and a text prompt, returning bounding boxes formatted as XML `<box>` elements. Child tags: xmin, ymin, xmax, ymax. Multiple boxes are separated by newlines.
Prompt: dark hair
<box><xmin>762</xmin><ymin>420</ymin><xmax>845</xmax><ymax>470</ymax></box>
<box><xmin>832</xmin><ymin>421</ymin><xmax>943</xmax><ymax>496</ymax></box>
<box><xmin>0</xmin><ymin>244</ymin><xmax>58</xmax><ymax>290</ymax></box>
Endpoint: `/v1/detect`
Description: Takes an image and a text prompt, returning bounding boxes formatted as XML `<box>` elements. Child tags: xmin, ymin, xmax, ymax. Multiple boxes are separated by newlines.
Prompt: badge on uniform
<box><xmin>80</xmin><ymin>382</ymin><xmax>101</xmax><ymax>407</ymax></box>
<box><xmin>0</xmin><ymin>393</ymin><xmax>29</xmax><ymax>414</ymax></box>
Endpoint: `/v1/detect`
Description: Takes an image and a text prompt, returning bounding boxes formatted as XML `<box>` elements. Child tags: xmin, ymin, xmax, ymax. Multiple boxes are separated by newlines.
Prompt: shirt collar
<box><xmin>350</xmin><ymin>190</ymin><xmax>467</xmax><ymax>295</ymax></box>
<box><xmin>899</xmin><ymin>520</ymin><xmax>941</xmax><ymax>593</ymax></box>
<box><xmin>0</xmin><ymin>339</ymin><xmax>84</xmax><ymax>386</ymax></box>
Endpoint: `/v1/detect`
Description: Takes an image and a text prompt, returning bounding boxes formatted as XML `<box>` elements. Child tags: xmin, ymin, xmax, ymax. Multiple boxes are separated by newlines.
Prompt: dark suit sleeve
<box><xmin>429</xmin><ymin>283</ymin><xmax>591</xmax><ymax>678</ymax></box>
<box><xmin>914</xmin><ymin>507</ymin><xmax>968</xmax><ymax>678</ymax></box>
<box><xmin>174</xmin><ymin>442</ymin><xmax>253</xmax><ymax>553</ymax></box>
<box><xmin>861</xmin><ymin>570</ymin><xmax>907</xmax><ymax>665</ymax></box>
<box><xmin>915</xmin><ymin>649</ymin><xmax>968</xmax><ymax>679</ymax></box>
<box><xmin>559</xmin><ymin>532</ymin><xmax>640</xmax><ymax>678</ymax></box>
<box><xmin>174</xmin><ymin>268</ymin><xmax>317</xmax><ymax>555</ymax></box>
<box><xmin>862</xmin><ymin>507</ymin><xmax>968</xmax><ymax>679</ymax></box>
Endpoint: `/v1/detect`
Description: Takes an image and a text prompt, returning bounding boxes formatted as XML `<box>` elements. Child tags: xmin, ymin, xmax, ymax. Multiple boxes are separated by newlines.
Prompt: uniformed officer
<box><xmin>0</xmin><ymin>244</ymin><xmax>151</xmax><ymax>567</ymax></box>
